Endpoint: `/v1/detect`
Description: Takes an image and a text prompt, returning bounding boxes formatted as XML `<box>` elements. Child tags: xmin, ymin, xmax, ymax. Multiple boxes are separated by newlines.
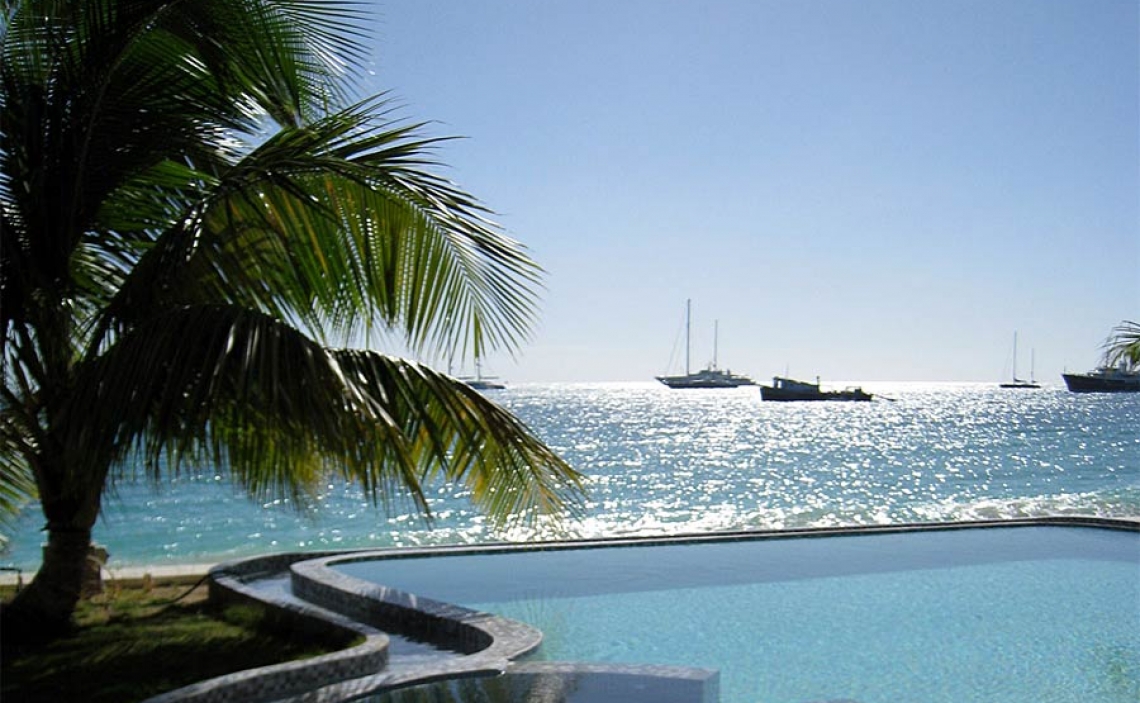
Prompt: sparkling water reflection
<box><xmin>504</xmin><ymin>382</ymin><xmax>1138</xmax><ymax>534</ymax></box>
<box><xmin>1</xmin><ymin>382</ymin><xmax>1137</xmax><ymax>569</ymax></box>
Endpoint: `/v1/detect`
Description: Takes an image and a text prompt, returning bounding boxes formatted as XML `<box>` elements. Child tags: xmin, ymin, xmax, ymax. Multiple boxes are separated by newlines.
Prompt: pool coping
<box><xmin>143</xmin><ymin>516</ymin><xmax>1139</xmax><ymax>703</ymax></box>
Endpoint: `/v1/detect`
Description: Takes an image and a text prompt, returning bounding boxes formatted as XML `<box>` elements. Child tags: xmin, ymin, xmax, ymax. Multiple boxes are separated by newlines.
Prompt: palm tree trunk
<box><xmin>6</xmin><ymin>529</ymin><xmax>94</xmax><ymax>634</ymax></box>
<box><xmin>1</xmin><ymin>478</ymin><xmax>103</xmax><ymax>640</ymax></box>
<box><xmin>0</xmin><ymin>296</ymin><xmax>107</xmax><ymax>637</ymax></box>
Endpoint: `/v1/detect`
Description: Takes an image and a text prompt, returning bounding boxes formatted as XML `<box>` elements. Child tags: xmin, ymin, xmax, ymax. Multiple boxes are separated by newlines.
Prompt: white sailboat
<box><xmin>462</xmin><ymin>359</ymin><xmax>505</xmax><ymax>390</ymax></box>
<box><xmin>449</xmin><ymin>356</ymin><xmax>505</xmax><ymax>390</ymax></box>
<box><xmin>655</xmin><ymin>299</ymin><xmax>755</xmax><ymax>389</ymax></box>
<box><xmin>1000</xmin><ymin>332</ymin><xmax>1040</xmax><ymax>389</ymax></box>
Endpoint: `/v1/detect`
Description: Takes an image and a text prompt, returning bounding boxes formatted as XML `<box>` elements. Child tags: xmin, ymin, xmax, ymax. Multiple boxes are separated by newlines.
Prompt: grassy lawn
<box><xmin>1</xmin><ymin>579</ymin><xmax>342</xmax><ymax>703</ymax></box>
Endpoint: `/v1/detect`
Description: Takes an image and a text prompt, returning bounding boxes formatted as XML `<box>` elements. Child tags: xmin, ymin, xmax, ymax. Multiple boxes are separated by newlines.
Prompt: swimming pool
<box><xmin>335</xmin><ymin>524</ymin><xmax>1139</xmax><ymax>703</ymax></box>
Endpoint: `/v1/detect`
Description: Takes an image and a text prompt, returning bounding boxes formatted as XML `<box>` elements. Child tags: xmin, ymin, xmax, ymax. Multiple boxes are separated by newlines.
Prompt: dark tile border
<box><xmin>142</xmin><ymin>551</ymin><xmax>390</xmax><ymax>703</ymax></box>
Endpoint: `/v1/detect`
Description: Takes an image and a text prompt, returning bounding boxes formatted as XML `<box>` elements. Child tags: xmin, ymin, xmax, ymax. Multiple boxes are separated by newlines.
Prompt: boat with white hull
<box><xmin>656</xmin><ymin>300</ymin><xmax>755</xmax><ymax>389</ymax></box>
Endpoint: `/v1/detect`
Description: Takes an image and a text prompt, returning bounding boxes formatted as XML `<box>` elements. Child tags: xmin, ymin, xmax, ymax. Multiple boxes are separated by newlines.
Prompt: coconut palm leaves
<box><xmin>68</xmin><ymin>306</ymin><xmax>576</xmax><ymax>518</ymax></box>
<box><xmin>1103</xmin><ymin>320</ymin><xmax>1140</xmax><ymax>370</ymax></box>
<box><xmin>1</xmin><ymin>0</ymin><xmax>583</xmax><ymax>630</ymax></box>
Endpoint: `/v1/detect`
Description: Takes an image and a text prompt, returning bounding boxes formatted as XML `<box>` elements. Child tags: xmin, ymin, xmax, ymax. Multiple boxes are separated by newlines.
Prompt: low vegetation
<box><xmin>1</xmin><ymin>580</ymin><xmax>338</xmax><ymax>703</ymax></box>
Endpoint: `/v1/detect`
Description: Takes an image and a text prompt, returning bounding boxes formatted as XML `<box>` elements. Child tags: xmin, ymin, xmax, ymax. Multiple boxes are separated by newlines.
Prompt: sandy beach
<box><xmin>0</xmin><ymin>563</ymin><xmax>213</xmax><ymax>588</ymax></box>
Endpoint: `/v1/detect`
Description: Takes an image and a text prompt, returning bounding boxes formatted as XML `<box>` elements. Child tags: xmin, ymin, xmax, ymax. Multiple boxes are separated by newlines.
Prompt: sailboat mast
<box><xmin>713</xmin><ymin>319</ymin><xmax>719</xmax><ymax>370</ymax></box>
<box><xmin>685</xmin><ymin>298</ymin><xmax>691</xmax><ymax>376</ymax></box>
<box><xmin>1012</xmin><ymin>331</ymin><xmax>1018</xmax><ymax>380</ymax></box>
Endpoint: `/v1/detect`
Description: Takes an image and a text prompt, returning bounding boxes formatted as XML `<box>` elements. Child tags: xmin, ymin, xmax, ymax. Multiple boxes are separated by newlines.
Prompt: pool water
<box><xmin>337</xmin><ymin>526</ymin><xmax>1140</xmax><ymax>703</ymax></box>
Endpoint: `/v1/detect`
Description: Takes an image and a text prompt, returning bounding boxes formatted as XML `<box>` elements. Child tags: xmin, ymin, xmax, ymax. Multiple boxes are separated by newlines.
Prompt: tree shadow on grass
<box><xmin>2</xmin><ymin>588</ymin><xmax>331</xmax><ymax>703</ymax></box>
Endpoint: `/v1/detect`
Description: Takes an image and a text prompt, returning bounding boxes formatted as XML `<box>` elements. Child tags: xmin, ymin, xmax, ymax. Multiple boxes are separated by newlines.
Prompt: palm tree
<box><xmin>1</xmin><ymin>0</ymin><xmax>585</xmax><ymax>635</ymax></box>
<box><xmin>1103</xmin><ymin>320</ymin><xmax>1140</xmax><ymax>370</ymax></box>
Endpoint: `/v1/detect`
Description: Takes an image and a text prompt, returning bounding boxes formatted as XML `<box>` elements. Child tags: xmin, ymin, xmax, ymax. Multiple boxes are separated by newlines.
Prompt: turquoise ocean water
<box><xmin>2</xmin><ymin>382</ymin><xmax>1137</xmax><ymax>571</ymax></box>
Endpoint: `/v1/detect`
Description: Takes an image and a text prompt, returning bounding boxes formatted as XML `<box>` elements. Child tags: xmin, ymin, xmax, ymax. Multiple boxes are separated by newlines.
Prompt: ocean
<box><xmin>2</xmin><ymin>382</ymin><xmax>1137</xmax><ymax>572</ymax></box>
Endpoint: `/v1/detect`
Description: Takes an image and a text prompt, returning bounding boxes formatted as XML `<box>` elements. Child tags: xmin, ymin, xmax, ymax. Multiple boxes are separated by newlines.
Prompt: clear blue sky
<box><xmin>360</xmin><ymin>0</ymin><xmax>1138</xmax><ymax>383</ymax></box>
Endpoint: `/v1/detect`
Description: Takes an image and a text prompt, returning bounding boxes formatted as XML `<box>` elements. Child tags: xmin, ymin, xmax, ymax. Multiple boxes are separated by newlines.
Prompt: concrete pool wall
<box><xmin>141</xmin><ymin>516</ymin><xmax>1137</xmax><ymax>703</ymax></box>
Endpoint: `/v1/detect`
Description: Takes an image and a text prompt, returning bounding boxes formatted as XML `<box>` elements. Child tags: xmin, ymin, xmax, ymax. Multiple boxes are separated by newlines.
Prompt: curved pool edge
<box><xmin>290</xmin><ymin>552</ymin><xmax>543</xmax><ymax>660</ymax></box>
<box><xmin>141</xmin><ymin>550</ymin><xmax>390</xmax><ymax>703</ymax></box>
<box><xmin>141</xmin><ymin>516</ymin><xmax>1139</xmax><ymax>703</ymax></box>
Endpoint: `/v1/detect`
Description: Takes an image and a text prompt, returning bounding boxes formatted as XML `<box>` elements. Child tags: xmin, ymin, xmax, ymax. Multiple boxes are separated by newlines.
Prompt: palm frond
<box><xmin>64</xmin><ymin>305</ymin><xmax>585</xmax><ymax>523</ymax></box>
<box><xmin>0</xmin><ymin>420</ymin><xmax>38</xmax><ymax>527</ymax></box>
<box><xmin>95</xmin><ymin>97</ymin><xmax>545</xmax><ymax>361</ymax></box>
<box><xmin>1103</xmin><ymin>320</ymin><xmax>1140</xmax><ymax>369</ymax></box>
<box><xmin>157</xmin><ymin>0</ymin><xmax>370</xmax><ymax>126</ymax></box>
<box><xmin>2</xmin><ymin>0</ymin><xmax>373</xmax><ymax>279</ymax></box>
<box><xmin>331</xmin><ymin>350</ymin><xmax>586</xmax><ymax>524</ymax></box>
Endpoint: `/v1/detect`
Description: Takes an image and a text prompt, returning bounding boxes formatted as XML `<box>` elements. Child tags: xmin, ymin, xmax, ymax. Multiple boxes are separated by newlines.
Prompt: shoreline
<box><xmin>4</xmin><ymin>515</ymin><xmax>1137</xmax><ymax>588</ymax></box>
<box><xmin>0</xmin><ymin>562</ymin><xmax>215</xmax><ymax>588</ymax></box>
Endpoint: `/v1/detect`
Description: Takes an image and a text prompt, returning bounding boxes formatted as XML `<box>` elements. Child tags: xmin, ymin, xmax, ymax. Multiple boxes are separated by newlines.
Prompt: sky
<box><xmin>357</xmin><ymin>0</ymin><xmax>1138</xmax><ymax>384</ymax></box>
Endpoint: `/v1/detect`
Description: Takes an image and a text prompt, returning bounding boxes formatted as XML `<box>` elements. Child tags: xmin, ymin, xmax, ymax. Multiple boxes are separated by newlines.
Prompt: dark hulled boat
<box><xmin>759</xmin><ymin>376</ymin><xmax>872</xmax><ymax>402</ymax></box>
<box><xmin>999</xmin><ymin>332</ymin><xmax>1040</xmax><ymax>389</ymax></box>
<box><xmin>1061</xmin><ymin>365</ymin><xmax>1140</xmax><ymax>393</ymax></box>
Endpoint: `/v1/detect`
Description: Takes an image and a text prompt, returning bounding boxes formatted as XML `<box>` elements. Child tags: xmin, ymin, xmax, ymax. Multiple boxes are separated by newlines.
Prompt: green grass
<box><xmin>1</xmin><ymin>581</ymin><xmax>342</xmax><ymax>703</ymax></box>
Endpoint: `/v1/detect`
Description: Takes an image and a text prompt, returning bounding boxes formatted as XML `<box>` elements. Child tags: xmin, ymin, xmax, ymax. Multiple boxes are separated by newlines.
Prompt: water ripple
<box><xmin>1</xmin><ymin>382</ymin><xmax>1136</xmax><ymax>569</ymax></box>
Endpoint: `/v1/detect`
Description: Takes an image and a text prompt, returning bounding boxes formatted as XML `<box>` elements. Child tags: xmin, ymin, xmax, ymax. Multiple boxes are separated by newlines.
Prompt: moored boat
<box><xmin>657</xmin><ymin>366</ymin><xmax>757</xmax><ymax>389</ymax></box>
<box><xmin>760</xmin><ymin>376</ymin><xmax>872</xmax><ymax>402</ymax></box>
<box><xmin>1061</xmin><ymin>365</ymin><xmax>1140</xmax><ymax>393</ymax></box>
<box><xmin>999</xmin><ymin>332</ymin><xmax>1040</xmax><ymax>389</ymax></box>
<box><xmin>656</xmin><ymin>299</ymin><xmax>755</xmax><ymax>389</ymax></box>
<box><xmin>464</xmin><ymin>378</ymin><xmax>505</xmax><ymax>390</ymax></box>
<box><xmin>459</xmin><ymin>360</ymin><xmax>505</xmax><ymax>390</ymax></box>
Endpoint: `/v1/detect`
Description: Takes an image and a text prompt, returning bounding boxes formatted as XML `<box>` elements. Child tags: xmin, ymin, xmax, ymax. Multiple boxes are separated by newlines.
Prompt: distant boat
<box><xmin>1062</xmin><ymin>364</ymin><xmax>1140</xmax><ymax>393</ymax></box>
<box><xmin>760</xmin><ymin>376</ymin><xmax>873</xmax><ymax>402</ymax></box>
<box><xmin>656</xmin><ymin>300</ymin><xmax>755</xmax><ymax>389</ymax></box>
<box><xmin>465</xmin><ymin>377</ymin><xmax>505</xmax><ymax>390</ymax></box>
<box><xmin>999</xmin><ymin>332</ymin><xmax>1040</xmax><ymax>389</ymax></box>
<box><xmin>460</xmin><ymin>360</ymin><xmax>505</xmax><ymax>390</ymax></box>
